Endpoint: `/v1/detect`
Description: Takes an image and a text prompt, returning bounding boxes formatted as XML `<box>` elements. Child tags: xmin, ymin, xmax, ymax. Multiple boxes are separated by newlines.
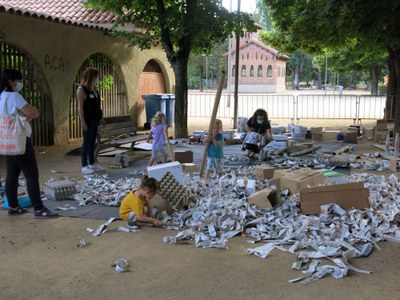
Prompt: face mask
<box><xmin>95</xmin><ymin>78</ymin><xmax>100</xmax><ymax>84</ymax></box>
<box><xmin>257</xmin><ymin>120</ymin><xmax>263</xmax><ymax>125</ymax></box>
<box><xmin>14</xmin><ymin>82</ymin><xmax>23</xmax><ymax>92</ymax></box>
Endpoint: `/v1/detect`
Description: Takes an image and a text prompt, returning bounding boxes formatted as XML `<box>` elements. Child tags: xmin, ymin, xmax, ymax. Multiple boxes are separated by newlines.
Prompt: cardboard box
<box><xmin>236</xmin><ymin>179</ymin><xmax>256</xmax><ymax>196</ymax></box>
<box><xmin>376</xmin><ymin>119</ymin><xmax>387</xmax><ymax>131</ymax></box>
<box><xmin>374</xmin><ymin>130</ymin><xmax>389</xmax><ymax>143</ymax></box>
<box><xmin>247</xmin><ymin>187</ymin><xmax>281</xmax><ymax>209</ymax></box>
<box><xmin>272</xmin><ymin>169</ymin><xmax>292</xmax><ymax>179</ymax></box>
<box><xmin>147</xmin><ymin>161</ymin><xmax>184</xmax><ymax>185</ymax></box>
<box><xmin>280</xmin><ymin>168</ymin><xmax>325</xmax><ymax>194</ymax></box>
<box><xmin>363</xmin><ymin>127</ymin><xmax>375</xmax><ymax>140</ymax></box>
<box><xmin>267</xmin><ymin>177</ymin><xmax>281</xmax><ymax>191</ymax></box>
<box><xmin>344</xmin><ymin>131</ymin><xmax>358</xmax><ymax>143</ymax></box>
<box><xmin>173</xmin><ymin>150</ymin><xmax>193</xmax><ymax>163</ymax></box>
<box><xmin>182</xmin><ymin>163</ymin><xmax>197</xmax><ymax>173</ymax></box>
<box><xmin>256</xmin><ymin>165</ymin><xmax>277</xmax><ymax>180</ymax></box>
<box><xmin>311</xmin><ymin>127</ymin><xmax>323</xmax><ymax>134</ymax></box>
<box><xmin>299</xmin><ymin>182</ymin><xmax>370</xmax><ymax>214</ymax></box>
<box><xmin>302</xmin><ymin>142</ymin><xmax>314</xmax><ymax>149</ymax></box>
<box><xmin>312</xmin><ymin>133</ymin><xmax>323</xmax><ymax>141</ymax></box>
<box><xmin>224</xmin><ymin>138</ymin><xmax>241</xmax><ymax>145</ymax></box>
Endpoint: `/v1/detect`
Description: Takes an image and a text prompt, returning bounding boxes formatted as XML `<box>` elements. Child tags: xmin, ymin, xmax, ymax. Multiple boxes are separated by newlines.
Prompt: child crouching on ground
<box><xmin>242</xmin><ymin>126</ymin><xmax>260</xmax><ymax>159</ymax></box>
<box><xmin>147</xmin><ymin>111</ymin><xmax>169</xmax><ymax>166</ymax></box>
<box><xmin>119</xmin><ymin>176</ymin><xmax>163</xmax><ymax>229</ymax></box>
<box><xmin>203</xmin><ymin>119</ymin><xmax>224</xmax><ymax>179</ymax></box>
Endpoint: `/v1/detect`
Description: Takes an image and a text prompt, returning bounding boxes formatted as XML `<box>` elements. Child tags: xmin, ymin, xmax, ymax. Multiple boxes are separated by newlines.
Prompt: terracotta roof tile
<box><xmin>0</xmin><ymin>0</ymin><xmax>121</xmax><ymax>30</ymax></box>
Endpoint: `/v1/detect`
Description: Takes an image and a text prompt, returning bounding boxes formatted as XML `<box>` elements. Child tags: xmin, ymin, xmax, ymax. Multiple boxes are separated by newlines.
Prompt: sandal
<box><xmin>8</xmin><ymin>206</ymin><xmax>28</xmax><ymax>216</ymax></box>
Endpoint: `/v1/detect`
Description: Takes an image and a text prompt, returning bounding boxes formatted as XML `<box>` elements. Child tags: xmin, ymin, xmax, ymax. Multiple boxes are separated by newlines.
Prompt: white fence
<box><xmin>188</xmin><ymin>93</ymin><xmax>391</xmax><ymax>122</ymax></box>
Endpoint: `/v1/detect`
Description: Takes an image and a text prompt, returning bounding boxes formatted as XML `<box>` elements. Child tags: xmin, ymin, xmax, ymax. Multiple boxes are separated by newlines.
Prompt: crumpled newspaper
<box><xmin>162</xmin><ymin>167</ymin><xmax>400</xmax><ymax>283</ymax></box>
<box><xmin>87</xmin><ymin>217</ymin><xmax>116</xmax><ymax>236</ymax></box>
<box><xmin>72</xmin><ymin>175</ymin><xmax>141</xmax><ymax>206</ymax></box>
<box><xmin>112</xmin><ymin>258</ymin><xmax>129</xmax><ymax>273</ymax></box>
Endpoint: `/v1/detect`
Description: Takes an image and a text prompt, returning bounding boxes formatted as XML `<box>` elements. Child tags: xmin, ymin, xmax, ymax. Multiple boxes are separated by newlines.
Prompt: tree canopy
<box><xmin>85</xmin><ymin>0</ymin><xmax>255</xmax><ymax>137</ymax></box>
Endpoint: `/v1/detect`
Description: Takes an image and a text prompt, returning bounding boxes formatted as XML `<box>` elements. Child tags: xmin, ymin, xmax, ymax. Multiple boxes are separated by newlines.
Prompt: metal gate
<box><xmin>0</xmin><ymin>42</ymin><xmax>54</xmax><ymax>146</ymax></box>
<box><xmin>69</xmin><ymin>53</ymin><xmax>128</xmax><ymax>139</ymax></box>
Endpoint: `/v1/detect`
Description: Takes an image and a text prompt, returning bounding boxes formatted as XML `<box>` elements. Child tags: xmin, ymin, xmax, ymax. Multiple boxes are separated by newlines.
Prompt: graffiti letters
<box><xmin>44</xmin><ymin>55</ymin><xmax>64</xmax><ymax>72</ymax></box>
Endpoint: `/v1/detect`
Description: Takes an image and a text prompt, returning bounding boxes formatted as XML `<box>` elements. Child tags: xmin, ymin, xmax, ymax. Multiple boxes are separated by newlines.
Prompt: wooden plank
<box><xmin>373</xmin><ymin>144</ymin><xmax>394</xmax><ymax>151</ymax></box>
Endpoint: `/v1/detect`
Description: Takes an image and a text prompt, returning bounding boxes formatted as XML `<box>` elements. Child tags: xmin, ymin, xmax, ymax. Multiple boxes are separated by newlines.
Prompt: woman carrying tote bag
<box><xmin>0</xmin><ymin>69</ymin><xmax>57</xmax><ymax>218</ymax></box>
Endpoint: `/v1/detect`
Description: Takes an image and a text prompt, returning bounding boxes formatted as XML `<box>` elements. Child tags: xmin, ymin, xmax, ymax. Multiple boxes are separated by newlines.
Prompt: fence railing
<box><xmin>188</xmin><ymin>93</ymin><xmax>393</xmax><ymax>123</ymax></box>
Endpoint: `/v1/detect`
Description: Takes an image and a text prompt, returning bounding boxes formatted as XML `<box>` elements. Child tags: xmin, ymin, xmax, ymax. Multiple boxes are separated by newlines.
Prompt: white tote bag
<box><xmin>0</xmin><ymin>93</ymin><xmax>27</xmax><ymax>155</ymax></box>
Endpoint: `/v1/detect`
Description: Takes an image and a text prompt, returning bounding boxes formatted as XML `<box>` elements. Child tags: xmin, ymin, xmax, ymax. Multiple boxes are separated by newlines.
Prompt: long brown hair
<box><xmin>81</xmin><ymin>67</ymin><xmax>99</xmax><ymax>88</ymax></box>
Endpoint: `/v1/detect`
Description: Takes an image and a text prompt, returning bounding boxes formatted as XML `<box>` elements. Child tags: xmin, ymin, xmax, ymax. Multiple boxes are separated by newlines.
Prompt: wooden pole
<box><xmin>164</xmin><ymin>130</ymin><xmax>174</xmax><ymax>161</ymax></box>
<box><xmin>199</xmin><ymin>72</ymin><xmax>226</xmax><ymax>177</ymax></box>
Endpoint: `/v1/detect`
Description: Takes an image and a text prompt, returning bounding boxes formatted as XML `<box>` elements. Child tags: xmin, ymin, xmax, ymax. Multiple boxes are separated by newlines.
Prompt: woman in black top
<box><xmin>247</xmin><ymin>108</ymin><xmax>273</xmax><ymax>144</ymax></box>
<box><xmin>77</xmin><ymin>67</ymin><xmax>104</xmax><ymax>175</ymax></box>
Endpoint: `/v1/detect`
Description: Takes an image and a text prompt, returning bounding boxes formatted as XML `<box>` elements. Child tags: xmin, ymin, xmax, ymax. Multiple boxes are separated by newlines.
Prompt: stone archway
<box><xmin>0</xmin><ymin>42</ymin><xmax>54</xmax><ymax>146</ymax></box>
<box><xmin>136</xmin><ymin>59</ymin><xmax>166</xmax><ymax>129</ymax></box>
<box><xmin>69</xmin><ymin>53</ymin><xmax>128</xmax><ymax>140</ymax></box>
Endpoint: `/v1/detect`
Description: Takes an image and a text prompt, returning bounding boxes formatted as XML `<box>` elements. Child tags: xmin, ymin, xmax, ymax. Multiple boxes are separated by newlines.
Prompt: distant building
<box><xmin>228</xmin><ymin>28</ymin><xmax>289</xmax><ymax>93</ymax></box>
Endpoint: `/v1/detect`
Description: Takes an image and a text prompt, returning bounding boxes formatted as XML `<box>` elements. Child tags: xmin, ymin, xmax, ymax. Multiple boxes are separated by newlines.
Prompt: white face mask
<box><xmin>257</xmin><ymin>120</ymin><xmax>263</xmax><ymax>125</ymax></box>
<box><xmin>14</xmin><ymin>82</ymin><xmax>23</xmax><ymax>92</ymax></box>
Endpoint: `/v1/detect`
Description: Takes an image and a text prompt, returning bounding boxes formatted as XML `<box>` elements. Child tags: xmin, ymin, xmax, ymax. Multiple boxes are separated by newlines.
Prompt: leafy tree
<box><xmin>264</xmin><ymin>0</ymin><xmax>400</xmax><ymax>128</ymax></box>
<box><xmin>85</xmin><ymin>0</ymin><xmax>255</xmax><ymax>137</ymax></box>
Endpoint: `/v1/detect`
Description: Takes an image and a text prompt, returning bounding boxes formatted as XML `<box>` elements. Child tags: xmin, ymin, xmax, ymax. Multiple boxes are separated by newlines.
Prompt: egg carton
<box><xmin>159</xmin><ymin>172</ymin><xmax>192</xmax><ymax>210</ymax></box>
<box><xmin>44</xmin><ymin>178</ymin><xmax>77</xmax><ymax>200</ymax></box>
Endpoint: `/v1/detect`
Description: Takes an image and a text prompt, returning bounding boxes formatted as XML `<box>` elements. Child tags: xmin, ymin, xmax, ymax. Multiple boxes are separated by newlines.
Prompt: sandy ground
<box><xmin>0</xmin><ymin>118</ymin><xmax>397</xmax><ymax>300</ymax></box>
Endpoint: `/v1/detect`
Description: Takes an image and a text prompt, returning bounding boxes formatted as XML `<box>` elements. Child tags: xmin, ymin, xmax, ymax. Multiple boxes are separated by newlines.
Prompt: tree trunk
<box><xmin>386</xmin><ymin>50</ymin><xmax>398</xmax><ymax>120</ymax></box>
<box><xmin>293</xmin><ymin>65</ymin><xmax>300</xmax><ymax>89</ymax></box>
<box><xmin>199</xmin><ymin>64</ymin><xmax>204</xmax><ymax>92</ymax></box>
<box><xmin>172</xmin><ymin>58</ymin><xmax>189</xmax><ymax>138</ymax></box>
<box><xmin>317</xmin><ymin>69</ymin><xmax>322</xmax><ymax>89</ymax></box>
<box><xmin>392</xmin><ymin>48</ymin><xmax>400</xmax><ymax>135</ymax></box>
<box><xmin>370</xmin><ymin>65</ymin><xmax>379</xmax><ymax>96</ymax></box>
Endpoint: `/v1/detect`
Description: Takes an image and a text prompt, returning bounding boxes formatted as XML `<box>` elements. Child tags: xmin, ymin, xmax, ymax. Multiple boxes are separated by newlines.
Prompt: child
<box><xmin>119</xmin><ymin>176</ymin><xmax>163</xmax><ymax>229</ymax></box>
<box><xmin>147</xmin><ymin>112</ymin><xmax>169</xmax><ymax>166</ymax></box>
<box><xmin>203</xmin><ymin>119</ymin><xmax>224</xmax><ymax>179</ymax></box>
<box><xmin>242</xmin><ymin>126</ymin><xmax>260</xmax><ymax>159</ymax></box>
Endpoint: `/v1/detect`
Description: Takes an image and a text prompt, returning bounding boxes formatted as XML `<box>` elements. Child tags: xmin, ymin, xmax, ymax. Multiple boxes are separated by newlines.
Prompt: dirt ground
<box><xmin>0</xmin><ymin>122</ymin><xmax>398</xmax><ymax>300</ymax></box>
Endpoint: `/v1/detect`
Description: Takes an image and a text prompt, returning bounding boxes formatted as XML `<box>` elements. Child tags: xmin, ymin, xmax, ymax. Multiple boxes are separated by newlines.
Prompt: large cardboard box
<box><xmin>311</xmin><ymin>127</ymin><xmax>323</xmax><ymax>134</ymax></box>
<box><xmin>374</xmin><ymin>130</ymin><xmax>389</xmax><ymax>143</ymax></box>
<box><xmin>344</xmin><ymin>131</ymin><xmax>358</xmax><ymax>143</ymax></box>
<box><xmin>182</xmin><ymin>163</ymin><xmax>197</xmax><ymax>173</ymax></box>
<box><xmin>312</xmin><ymin>133</ymin><xmax>323</xmax><ymax>141</ymax></box>
<box><xmin>299</xmin><ymin>182</ymin><xmax>370</xmax><ymax>214</ymax></box>
<box><xmin>173</xmin><ymin>150</ymin><xmax>193</xmax><ymax>163</ymax></box>
<box><xmin>272</xmin><ymin>168</ymin><xmax>292</xmax><ymax>179</ymax></box>
<box><xmin>147</xmin><ymin>161</ymin><xmax>184</xmax><ymax>185</ymax></box>
<box><xmin>255</xmin><ymin>165</ymin><xmax>277</xmax><ymax>180</ymax></box>
<box><xmin>247</xmin><ymin>188</ymin><xmax>281</xmax><ymax>209</ymax></box>
<box><xmin>280</xmin><ymin>169</ymin><xmax>325</xmax><ymax>194</ymax></box>
<box><xmin>376</xmin><ymin>119</ymin><xmax>387</xmax><ymax>131</ymax></box>
<box><xmin>363</xmin><ymin>127</ymin><xmax>375</xmax><ymax>140</ymax></box>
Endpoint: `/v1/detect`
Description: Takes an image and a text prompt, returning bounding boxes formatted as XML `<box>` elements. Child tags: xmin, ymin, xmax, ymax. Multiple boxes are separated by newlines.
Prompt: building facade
<box><xmin>229</xmin><ymin>30</ymin><xmax>289</xmax><ymax>93</ymax></box>
<box><xmin>0</xmin><ymin>0</ymin><xmax>174</xmax><ymax>146</ymax></box>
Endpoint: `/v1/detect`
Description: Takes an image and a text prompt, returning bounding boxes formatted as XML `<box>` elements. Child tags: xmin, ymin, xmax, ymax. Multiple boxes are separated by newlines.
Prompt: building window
<box><xmin>242</xmin><ymin>54</ymin><xmax>244</xmax><ymax>60</ymax></box>
<box><xmin>261</xmin><ymin>55</ymin><xmax>263</xmax><ymax>60</ymax></box>
<box><xmin>267</xmin><ymin>65</ymin><xmax>273</xmax><ymax>78</ymax></box>
<box><xmin>277</xmin><ymin>66</ymin><xmax>281</xmax><ymax>77</ymax></box>
<box><xmin>266</xmin><ymin>54</ymin><xmax>268</xmax><ymax>61</ymax></box>
<box><xmin>241</xmin><ymin>65</ymin><xmax>247</xmax><ymax>77</ymax></box>
<box><xmin>232</xmin><ymin>65</ymin><xmax>236</xmax><ymax>77</ymax></box>
<box><xmin>256</xmin><ymin>53</ymin><xmax>258</xmax><ymax>60</ymax></box>
<box><xmin>257</xmin><ymin>65</ymin><xmax>263</xmax><ymax>77</ymax></box>
<box><xmin>247</xmin><ymin>52</ymin><xmax>249</xmax><ymax>60</ymax></box>
<box><xmin>250</xmin><ymin>65</ymin><xmax>254</xmax><ymax>77</ymax></box>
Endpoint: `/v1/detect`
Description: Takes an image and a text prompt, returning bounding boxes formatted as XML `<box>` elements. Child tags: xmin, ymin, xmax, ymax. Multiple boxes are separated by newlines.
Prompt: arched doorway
<box><xmin>136</xmin><ymin>59</ymin><xmax>166</xmax><ymax>128</ymax></box>
<box><xmin>69</xmin><ymin>53</ymin><xmax>129</xmax><ymax>139</ymax></box>
<box><xmin>0</xmin><ymin>42</ymin><xmax>54</xmax><ymax>146</ymax></box>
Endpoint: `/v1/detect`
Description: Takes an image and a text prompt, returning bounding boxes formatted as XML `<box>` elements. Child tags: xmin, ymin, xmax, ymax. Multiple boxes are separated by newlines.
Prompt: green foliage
<box><xmin>97</xmin><ymin>74</ymin><xmax>114</xmax><ymax>92</ymax></box>
<box><xmin>379</xmin><ymin>83</ymin><xmax>387</xmax><ymax>95</ymax></box>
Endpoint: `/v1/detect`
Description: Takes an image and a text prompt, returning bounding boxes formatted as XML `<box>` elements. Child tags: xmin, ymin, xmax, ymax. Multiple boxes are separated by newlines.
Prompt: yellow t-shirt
<box><xmin>119</xmin><ymin>191</ymin><xmax>146</xmax><ymax>221</ymax></box>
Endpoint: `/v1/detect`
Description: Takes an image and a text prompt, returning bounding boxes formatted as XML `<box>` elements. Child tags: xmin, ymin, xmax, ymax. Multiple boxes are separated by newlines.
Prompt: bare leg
<box><xmin>161</xmin><ymin>155</ymin><xmax>168</xmax><ymax>164</ymax></box>
<box><xmin>148</xmin><ymin>157</ymin><xmax>157</xmax><ymax>166</ymax></box>
<box><xmin>205</xmin><ymin>170</ymin><xmax>212</xmax><ymax>179</ymax></box>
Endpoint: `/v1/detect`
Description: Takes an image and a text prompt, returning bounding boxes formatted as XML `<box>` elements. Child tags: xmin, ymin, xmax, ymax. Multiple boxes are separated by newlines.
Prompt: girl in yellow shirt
<box><xmin>119</xmin><ymin>176</ymin><xmax>163</xmax><ymax>229</ymax></box>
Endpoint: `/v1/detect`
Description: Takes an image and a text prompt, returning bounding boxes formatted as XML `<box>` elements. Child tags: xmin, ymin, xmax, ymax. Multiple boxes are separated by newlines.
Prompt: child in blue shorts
<box><xmin>203</xmin><ymin>119</ymin><xmax>224</xmax><ymax>179</ymax></box>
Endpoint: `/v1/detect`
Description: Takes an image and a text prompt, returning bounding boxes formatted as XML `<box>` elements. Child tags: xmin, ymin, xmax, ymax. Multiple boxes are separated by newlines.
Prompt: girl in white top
<box><xmin>0</xmin><ymin>69</ymin><xmax>57</xmax><ymax>218</ymax></box>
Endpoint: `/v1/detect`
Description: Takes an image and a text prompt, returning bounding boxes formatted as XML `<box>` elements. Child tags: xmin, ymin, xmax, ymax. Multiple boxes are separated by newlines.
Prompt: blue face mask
<box><xmin>257</xmin><ymin>120</ymin><xmax>263</xmax><ymax>125</ymax></box>
<box><xmin>95</xmin><ymin>78</ymin><xmax>100</xmax><ymax>84</ymax></box>
<box><xmin>14</xmin><ymin>82</ymin><xmax>23</xmax><ymax>92</ymax></box>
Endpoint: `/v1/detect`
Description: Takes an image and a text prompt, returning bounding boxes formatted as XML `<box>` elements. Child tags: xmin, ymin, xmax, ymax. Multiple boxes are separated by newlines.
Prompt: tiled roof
<box><xmin>228</xmin><ymin>39</ymin><xmax>290</xmax><ymax>61</ymax></box>
<box><xmin>0</xmin><ymin>0</ymin><xmax>120</xmax><ymax>31</ymax></box>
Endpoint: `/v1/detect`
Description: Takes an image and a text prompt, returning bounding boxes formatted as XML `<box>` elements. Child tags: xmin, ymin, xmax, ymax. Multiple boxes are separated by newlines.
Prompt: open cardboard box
<box><xmin>247</xmin><ymin>187</ymin><xmax>281</xmax><ymax>209</ymax></box>
<box><xmin>299</xmin><ymin>182</ymin><xmax>370</xmax><ymax>214</ymax></box>
<box><xmin>280</xmin><ymin>168</ymin><xmax>325</xmax><ymax>195</ymax></box>
<box><xmin>256</xmin><ymin>165</ymin><xmax>277</xmax><ymax>180</ymax></box>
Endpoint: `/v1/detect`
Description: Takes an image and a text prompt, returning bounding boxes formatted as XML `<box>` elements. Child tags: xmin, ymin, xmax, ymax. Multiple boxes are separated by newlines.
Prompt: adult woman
<box><xmin>77</xmin><ymin>67</ymin><xmax>104</xmax><ymax>174</ymax></box>
<box><xmin>0</xmin><ymin>69</ymin><xmax>57</xmax><ymax>218</ymax></box>
<box><xmin>247</xmin><ymin>108</ymin><xmax>273</xmax><ymax>143</ymax></box>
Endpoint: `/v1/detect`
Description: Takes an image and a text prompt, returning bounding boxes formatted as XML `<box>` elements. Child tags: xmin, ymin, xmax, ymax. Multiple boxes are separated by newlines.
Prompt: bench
<box><xmin>95</xmin><ymin>115</ymin><xmax>147</xmax><ymax>161</ymax></box>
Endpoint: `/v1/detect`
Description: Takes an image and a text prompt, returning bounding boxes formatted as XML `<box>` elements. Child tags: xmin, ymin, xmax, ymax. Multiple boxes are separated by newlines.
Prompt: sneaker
<box><xmin>8</xmin><ymin>206</ymin><xmax>28</xmax><ymax>216</ymax></box>
<box><xmin>89</xmin><ymin>164</ymin><xmax>105</xmax><ymax>172</ymax></box>
<box><xmin>34</xmin><ymin>207</ymin><xmax>59</xmax><ymax>219</ymax></box>
<box><xmin>81</xmin><ymin>166</ymin><xmax>95</xmax><ymax>175</ymax></box>
<box><xmin>127</xmin><ymin>220</ymin><xmax>140</xmax><ymax>230</ymax></box>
